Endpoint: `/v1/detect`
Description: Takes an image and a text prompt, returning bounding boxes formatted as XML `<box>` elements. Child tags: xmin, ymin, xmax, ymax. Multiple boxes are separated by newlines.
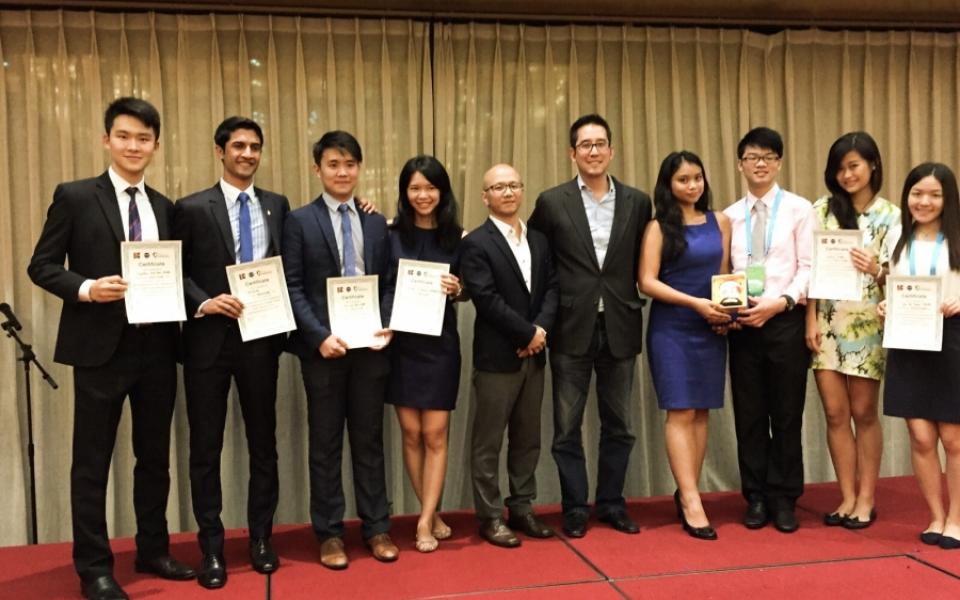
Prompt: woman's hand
<box><xmin>692</xmin><ymin>298</ymin><xmax>733</xmax><ymax>325</ymax></box>
<box><xmin>942</xmin><ymin>297</ymin><xmax>960</xmax><ymax>317</ymax></box>
<box><xmin>850</xmin><ymin>247</ymin><xmax>881</xmax><ymax>277</ymax></box>
<box><xmin>440</xmin><ymin>273</ymin><xmax>462</xmax><ymax>297</ymax></box>
<box><xmin>876</xmin><ymin>299</ymin><xmax>887</xmax><ymax>319</ymax></box>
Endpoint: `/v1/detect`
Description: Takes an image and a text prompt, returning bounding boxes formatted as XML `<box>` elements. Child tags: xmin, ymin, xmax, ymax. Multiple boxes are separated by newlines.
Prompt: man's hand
<box><xmin>738</xmin><ymin>296</ymin><xmax>787</xmax><ymax>328</ymax></box>
<box><xmin>319</xmin><ymin>334</ymin><xmax>349</xmax><ymax>358</ymax></box>
<box><xmin>518</xmin><ymin>326</ymin><xmax>547</xmax><ymax>357</ymax></box>
<box><xmin>370</xmin><ymin>328</ymin><xmax>394</xmax><ymax>350</ymax></box>
<box><xmin>89</xmin><ymin>275</ymin><xmax>128</xmax><ymax>302</ymax></box>
<box><xmin>356</xmin><ymin>196</ymin><xmax>379</xmax><ymax>215</ymax></box>
<box><xmin>200</xmin><ymin>294</ymin><xmax>244</xmax><ymax>319</ymax></box>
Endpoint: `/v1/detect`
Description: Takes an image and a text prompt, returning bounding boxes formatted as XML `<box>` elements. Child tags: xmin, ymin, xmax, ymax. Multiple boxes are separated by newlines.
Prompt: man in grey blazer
<box><xmin>173</xmin><ymin>116</ymin><xmax>290</xmax><ymax>588</ymax></box>
<box><xmin>529</xmin><ymin>114</ymin><xmax>652</xmax><ymax>539</ymax></box>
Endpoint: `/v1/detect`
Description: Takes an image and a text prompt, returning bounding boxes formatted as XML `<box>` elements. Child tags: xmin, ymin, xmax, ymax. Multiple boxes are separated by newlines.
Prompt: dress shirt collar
<box><xmin>322</xmin><ymin>192</ymin><xmax>358</xmax><ymax>215</ymax></box>
<box><xmin>220</xmin><ymin>178</ymin><xmax>257</xmax><ymax>208</ymax></box>
<box><xmin>746</xmin><ymin>183</ymin><xmax>781</xmax><ymax>211</ymax></box>
<box><xmin>577</xmin><ymin>174</ymin><xmax>616</xmax><ymax>200</ymax></box>
<box><xmin>489</xmin><ymin>215</ymin><xmax>527</xmax><ymax>242</ymax></box>
<box><xmin>108</xmin><ymin>166</ymin><xmax>146</xmax><ymax>199</ymax></box>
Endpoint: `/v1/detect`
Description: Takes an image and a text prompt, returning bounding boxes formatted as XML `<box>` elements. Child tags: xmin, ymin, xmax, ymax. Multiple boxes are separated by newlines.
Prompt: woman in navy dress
<box><xmin>386</xmin><ymin>155</ymin><xmax>465</xmax><ymax>553</ymax></box>
<box><xmin>639</xmin><ymin>151</ymin><xmax>732</xmax><ymax>540</ymax></box>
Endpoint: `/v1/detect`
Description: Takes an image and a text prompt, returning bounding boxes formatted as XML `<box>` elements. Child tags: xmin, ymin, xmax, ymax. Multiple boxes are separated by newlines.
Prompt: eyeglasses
<box><xmin>740</xmin><ymin>153</ymin><xmax>780</xmax><ymax>165</ymax></box>
<box><xmin>575</xmin><ymin>140</ymin><xmax>609</xmax><ymax>153</ymax></box>
<box><xmin>484</xmin><ymin>182</ymin><xmax>525</xmax><ymax>194</ymax></box>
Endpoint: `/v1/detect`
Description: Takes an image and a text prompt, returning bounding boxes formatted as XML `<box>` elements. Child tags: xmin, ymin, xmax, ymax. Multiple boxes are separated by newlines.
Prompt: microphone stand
<box><xmin>3</xmin><ymin>313</ymin><xmax>58</xmax><ymax>545</ymax></box>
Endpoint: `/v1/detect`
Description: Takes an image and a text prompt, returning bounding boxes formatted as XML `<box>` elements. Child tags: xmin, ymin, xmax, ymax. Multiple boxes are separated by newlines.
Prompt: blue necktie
<box><xmin>238</xmin><ymin>192</ymin><xmax>253</xmax><ymax>263</ymax></box>
<box><xmin>338</xmin><ymin>203</ymin><xmax>357</xmax><ymax>275</ymax></box>
<box><xmin>126</xmin><ymin>187</ymin><xmax>141</xmax><ymax>241</ymax></box>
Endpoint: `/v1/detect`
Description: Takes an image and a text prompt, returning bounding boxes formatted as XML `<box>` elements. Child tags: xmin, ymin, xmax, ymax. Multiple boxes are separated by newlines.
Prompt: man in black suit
<box><xmin>462</xmin><ymin>164</ymin><xmax>559</xmax><ymax>548</ymax></box>
<box><xmin>281</xmin><ymin>130</ymin><xmax>398</xmax><ymax>570</ymax></box>
<box><xmin>529</xmin><ymin>114</ymin><xmax>653</xmax><ymax>538</ymax></box>
<box><xmin>173</xmin><ymin>117</ymin><xmax>290</xmax><ymax>588</ymax></box>
<box><xmin>27</xmin><ymin>98</ymin><xmax>194</xmax><ymax>600</ymax></box>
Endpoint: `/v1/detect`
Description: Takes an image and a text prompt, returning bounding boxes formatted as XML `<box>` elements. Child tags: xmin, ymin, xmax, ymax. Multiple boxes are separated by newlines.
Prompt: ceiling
<box><xmin>1</xmin><ymin>0</ymin><xmax>958</xmax><ymax>29</ymax></box>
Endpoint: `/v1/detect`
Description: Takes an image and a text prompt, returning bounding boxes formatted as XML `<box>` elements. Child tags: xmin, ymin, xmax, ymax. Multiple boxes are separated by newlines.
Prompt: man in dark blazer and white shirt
<box><xmin>282</xmin><ymin>130</ymin><xmax>398</xmax><ymax>570</ymax></box>
<box><xmin>27</xmin><ymin>98</ymin><xmax>194</xmax><ymax>600</ymax></box>
<box><xmin>462</xmin><ymin>164</ymin><xmax>559</xmax><ymax>548</ymax></box>
<box><xmin>529</xmin><ymin>114</ymin><xmax>653</xmax><ymax>539</ymax></box>
<box><xmin>173</xmin><ymin>116</ymin><xmax>290</xmax><ymax>588</ymax></box>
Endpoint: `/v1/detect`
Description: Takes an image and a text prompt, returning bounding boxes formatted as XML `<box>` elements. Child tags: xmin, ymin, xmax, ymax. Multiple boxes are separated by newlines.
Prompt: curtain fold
<box><xmin>3</xmin><ymin>10</ymin><xmax>960</xmax><ymax>546</ymax></box>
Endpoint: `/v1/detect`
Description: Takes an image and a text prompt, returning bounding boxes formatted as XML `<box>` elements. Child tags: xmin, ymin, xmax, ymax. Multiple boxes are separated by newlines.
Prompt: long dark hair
<box><xmin>654</xmin><ymin>151</ymin><xmax>712</xmax><ymax>262</ymax></box>
<box><xmin>393</xmin><ymin>155</ymin><xmax>462</xmax><ymax>252</ymax></box>
<box><xmin>891</xmin><ymin>162</ymin><xmax>960</xmax><ymax>271</ymax></box>
<box><xmin>824</xmin><ymin>131</ymin><xmax>884</xmax><ymax>230</ymax></box>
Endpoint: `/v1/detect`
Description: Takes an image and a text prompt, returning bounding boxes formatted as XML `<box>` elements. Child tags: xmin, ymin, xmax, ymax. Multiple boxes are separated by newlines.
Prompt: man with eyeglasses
<box><xmin>529</xmin><ymin>114</ymin><xmax>652</xmax><ymax>538</ymax></box>
<box><xmin>461</xmin><ymin>164</ymin><xmax>559</xmax><ymax>548</ymax></box>
<box><xmin>723</xmin><ymin>126</ymin><xmax>813</xmax><ymax>533</ymax></box>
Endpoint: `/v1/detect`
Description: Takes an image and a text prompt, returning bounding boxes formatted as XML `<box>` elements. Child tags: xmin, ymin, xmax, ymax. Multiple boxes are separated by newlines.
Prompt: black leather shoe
<box><xmin>562</xmin><ymin>512</ymin><xmax>588</xmax><ymax>538</ymax></box>
<box><xmin>920</xmin><ymin>531</ymin><xmax>943</xmax><ymax>545</ymax></box>
<box><xmin>197</xmin><ymin>554</ymin><xmax>227</xmax><ymax>589</ymax></box>
<box><xmin>842</xmin><ymin>509</ymin><xmax>877</xmax><ymax>530</ymax></box>
<box><xmin>599</xmin><ymin>511</ymin><xmax>640</xmax><ymax>534</ymax></box>
<box><xmin>743</xmin><ymin>499</ymin><xmax>768</xmax><ymax>529</ymax></box>
<box><xmin>940</xmin><ymin>534</ymin><xmax>960</xmax><ymax>550</ymax></box>
<box><xmin>479</xmin><ymin>518</ymin><xmax>521</xmax><ymax>548</ymax></box>
<box><xmin>81</xmin><ymin>575</ymin><xmax>129</xmax><ymax>600</ymax></box>
<box><xmin>773</xmin><ymin>508</ymin><xmax>799</xmax><ymax>533</ymax></box>
<box><xmin>674</xmin><ymin>490</ymin><xmax>717</xmax><ymax>541</ymax></box>
<box><xmin>134</xmin><ymin>555</ymin><xmax>196</xmax><ymax>580</ymax></box>
<box><xmin>250</xmin><ymin>538</ymin><xmax>279</xmax><ymax>574</ymax></box>
<box><xmin>507</xmin><ymin>512</ymin><xmax>555</xmax><ymax>538</ymax></box>
<box><xmin>823</xmin><ymin>512</ymin><xmax>847</xmax><ymax>526</ymax></box>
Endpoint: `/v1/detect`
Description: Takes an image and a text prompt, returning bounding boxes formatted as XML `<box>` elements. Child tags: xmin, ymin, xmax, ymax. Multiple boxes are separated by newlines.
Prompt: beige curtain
<box><xmin>3</xmin><ymin>11</ymin><xmax>958</xmax><ymax>547</ymax></box>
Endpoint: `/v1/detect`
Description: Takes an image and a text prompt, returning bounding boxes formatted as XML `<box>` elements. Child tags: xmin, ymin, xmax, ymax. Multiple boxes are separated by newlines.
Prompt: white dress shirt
<box><xmin>489</xmin><ymin>215</ymin><xmax>532</xmax><ymax>292</ymax></box>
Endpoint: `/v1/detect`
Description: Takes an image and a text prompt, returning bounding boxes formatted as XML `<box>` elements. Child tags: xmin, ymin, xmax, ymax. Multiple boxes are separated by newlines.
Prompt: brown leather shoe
<box><xmin>365</xmin><ymin>533</ymin><xmax>399</xmax><ymax>562</ymax></box>
<box><xmin>319</xmin><ymin>537</ymin><xmax>348</xmax><ymax>570</ymax></box>
<box><xmin>479</xmin><ymin>518</ymin><xmax>521</xmax><ymax>548</ymax></box>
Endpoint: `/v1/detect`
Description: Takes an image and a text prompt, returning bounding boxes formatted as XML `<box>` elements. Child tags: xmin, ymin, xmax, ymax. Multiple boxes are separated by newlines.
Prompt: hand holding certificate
<box><xmin>882</xmin><ymin>275</ymin><xmax>943</xmax><ymax>351</ymax></box>
<box><xmin>389</xmin><ymin>259</ymin><xmax>450</xmax><ymax>336</ymax></box>
<box><xmin>120</xmin><ymin>241</ymin><xmax>186</xmax><ymax>323</ymax></box>
<box><xmin>809</xmin><ymin>230</ymin><xmax>864</xmax><ymax>301</ymax></box>
<box><xmin>327</xmin><ymin>275</ymin><xmax>385</xmax><ymax>349</ymax></box>
<box><xmin>225</xmin><ymin>256</ymin><xmax>297</xmax><ymax>342</ymax></box>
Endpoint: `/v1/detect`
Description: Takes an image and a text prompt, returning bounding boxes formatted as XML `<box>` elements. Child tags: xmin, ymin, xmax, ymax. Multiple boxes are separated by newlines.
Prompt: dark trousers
<box><xmin>470</xmin><ymin>359</ymin><xmax>545</xmax><ymax>521</ymax></box>
<box><xmin>728</xmin><ymin>309</ymin><xmax>809</xmax><ymax>508</ymax></box>
<box><xmin>184</xmin><ymin>327</ymin><xmax>279</xmax><ymax>555</ymax></box>
<box><xmin>71</xmin><ymin>325</ymin><xmax>177</xmax><ymax>582</ymax></box>
<box><xmin>550</xmin><ymin>314</ymin><xmax>637</xmax><ymax>517</ymax></box>
<box><xmin>300</xmin><ymin>348</ymin><xmax>391</xmax><ymax>540</ymax></box>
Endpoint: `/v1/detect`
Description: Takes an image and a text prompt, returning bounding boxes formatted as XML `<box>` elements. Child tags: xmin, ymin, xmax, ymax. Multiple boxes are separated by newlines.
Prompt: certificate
<box><xmin>809</xmin><ymin>229</ymin><xmax>864</xmax><ymax>301</ymax></box>
<box><xmin>389</xmin><ymin>259</ymin><xmax>450</xmax><ymax>336</ymax></box>
<box><xmin>882</xmin><ymin>276</ymin><xmax>943</xmax><ymax>351</ymax></box>
<box><xmin>226</xmin><ymin>256</ymin><xmax>297</xmax><ymax>342</ymax></box>
<box><xmin>327</xmin><ymin>275</ymin><xmax>384</xmax><ymax>349</ymax></box>
<box><xmin>121</xmin><ymin>241</ymin><xmax>186</xmax><ymax>324</ymax></box>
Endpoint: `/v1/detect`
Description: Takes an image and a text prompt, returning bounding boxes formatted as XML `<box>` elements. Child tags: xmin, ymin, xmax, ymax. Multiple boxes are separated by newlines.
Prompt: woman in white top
<box><xmin>879</xmin><ymin>162</ymin><xmax>960</xmax><ymax>550</ymax></box>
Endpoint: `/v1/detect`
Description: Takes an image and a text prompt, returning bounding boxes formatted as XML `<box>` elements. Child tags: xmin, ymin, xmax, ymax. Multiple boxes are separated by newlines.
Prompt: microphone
<box><xmin>0</xmin><ymin>302</ymin><xmax>23</xmax><ymax>331</ymax></box>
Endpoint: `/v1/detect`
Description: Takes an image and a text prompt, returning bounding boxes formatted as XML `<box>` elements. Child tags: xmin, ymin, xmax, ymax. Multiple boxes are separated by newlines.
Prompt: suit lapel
<box><xmin>204</xmin><ymin>184</ymin><xmax>236</xmax><ymax>260</ymax></box>
<box><xmin>485</xmin><ymin>219</ymin><xmax>528</xmax><ymax>296</ymax></box>
<box><xmin>311</xmin><ymin>198</ymin><xmax>342</xmax><ymax>273</ymax></box>
<box><xmin>255</xmin><ymin>187</ymin><xmax>283</xmax><ymax>256</ymax></box>
<box><xmin>95</xmin><ymin>172</ymin><xmax>125</xmax><ymax>243</ymax></box>
<box><xmin>602</xmin><ymin>176</ymin><xmax>629</xmax><ymax>270</ymax></box>
<box><xmin>560</xmin><ymin>179</ymin><xmax>600</xmax><ymax>270</ymax></box>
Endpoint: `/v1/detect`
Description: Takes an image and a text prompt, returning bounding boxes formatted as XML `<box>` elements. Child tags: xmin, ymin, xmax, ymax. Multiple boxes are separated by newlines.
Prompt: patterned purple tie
<box><xmin>126</xmin><ymin>187</ymin><xmax>142</xmax><ymax>241</ymax></box>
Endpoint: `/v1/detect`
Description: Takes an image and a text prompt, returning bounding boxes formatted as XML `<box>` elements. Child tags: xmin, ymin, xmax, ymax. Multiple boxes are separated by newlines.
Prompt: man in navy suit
<box><xmin>282</xmin><ymin>130</ymin><xmax>398</xmax><ymax>570</ymax></box>
<box><xmin>461</xmin><ymin>164</ymin><xmax>559</xmax><ymax>548</ymax></box>
<box><xmin>173</xmin><ymin>117</ymin><xmax>290</xmax><ymax>588</ymax></box>
<box><xmin>28</xmin><ymin>98</ymin><xmax>194</xmax><ymax>600</ymax></box>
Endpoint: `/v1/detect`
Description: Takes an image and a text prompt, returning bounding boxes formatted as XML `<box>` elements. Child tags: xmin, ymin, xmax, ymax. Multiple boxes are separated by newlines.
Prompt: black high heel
<box><xmin>674</xmin><ymin>490</ymin><xmax>718</xmax><ymax>541</ymax></box>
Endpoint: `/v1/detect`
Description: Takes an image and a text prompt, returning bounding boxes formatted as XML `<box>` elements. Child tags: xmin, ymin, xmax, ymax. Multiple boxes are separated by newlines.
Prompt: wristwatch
<box><xmin>780</xmin><ymin>294</ymin><xmax>796</xmax><ymax>312</ymax></box>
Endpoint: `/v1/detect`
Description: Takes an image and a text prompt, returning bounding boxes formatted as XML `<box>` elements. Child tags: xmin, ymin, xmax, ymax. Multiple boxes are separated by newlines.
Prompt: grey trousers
<box><xmin>470</xmin><ymin>358</ymin><xmax>545</xmax><ymax>521</ymax></box>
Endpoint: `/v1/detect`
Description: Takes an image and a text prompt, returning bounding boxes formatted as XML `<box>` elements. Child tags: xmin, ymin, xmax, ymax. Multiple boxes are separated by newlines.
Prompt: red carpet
<box><xmin>2</xmin><ymin>476</ymin><xmax>959</xmax><ymax>599</ymax></box>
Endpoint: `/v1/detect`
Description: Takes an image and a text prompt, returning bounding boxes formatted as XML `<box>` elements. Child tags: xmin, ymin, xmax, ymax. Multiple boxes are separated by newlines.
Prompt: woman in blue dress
<box><xmin>639</xmin><ymin>151</ymin><xmax>732</xmax><ymax>540</ymax></box>
<box><xmin>385</xmin><ymin>155</ymin><xmax>465</xmax><ymax>553</ymax></box>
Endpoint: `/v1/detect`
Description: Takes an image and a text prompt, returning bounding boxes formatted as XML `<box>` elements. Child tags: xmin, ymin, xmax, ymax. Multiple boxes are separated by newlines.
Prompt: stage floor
<box><xmin>2</xmin><ymin>476</ymin><xmax>959</xmax><ymax>599</ymax></box>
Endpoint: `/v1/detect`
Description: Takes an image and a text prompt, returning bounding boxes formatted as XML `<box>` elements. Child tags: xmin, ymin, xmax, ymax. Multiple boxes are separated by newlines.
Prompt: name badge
<box><xmin>746</xmin><ymin>264</ymin><xmax>766</xmax><ymax>297</ymax></box>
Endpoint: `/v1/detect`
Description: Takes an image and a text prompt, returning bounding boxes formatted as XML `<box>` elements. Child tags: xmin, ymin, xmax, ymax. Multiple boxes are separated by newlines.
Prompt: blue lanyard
<box><xmin>744</xmin><ymin>188</ymin><xmax>783</xmax><ymax>259</ymax></box>
<box><xmin>908</xmin><ymin>231</ymin><xmax>945</xmax><ymax>276</ymax></box>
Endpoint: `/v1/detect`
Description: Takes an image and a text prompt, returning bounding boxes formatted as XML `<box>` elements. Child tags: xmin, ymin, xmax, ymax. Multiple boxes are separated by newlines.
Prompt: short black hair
<box><xmin>104</xmin><ymin>97</ymin><xmax>161</xmax><ymax>139</ymax></box>
<box><xmin>569</xmin><ymin>113</ymin><xmax>613</xmax><ymax>148</ymax></box>
<box><xmin>313</xmin><ymin>130</ymin><xmax>363</xmax><ymax>165</ymax></box>
<box><xmin>214</xmin><ymin>116</ymin><xmax>264</xmax><ymax>149</ymax></box>
<box><xmin>737</xmin><ymin>126</ymin><xmax>783</xmax><ymax>159</ymax></box>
